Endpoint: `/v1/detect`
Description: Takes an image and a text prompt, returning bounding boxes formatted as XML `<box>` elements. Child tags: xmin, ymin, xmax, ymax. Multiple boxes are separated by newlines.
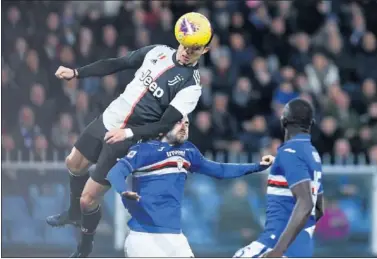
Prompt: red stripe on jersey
<box><xmin>121</xmin><ymin>64</ymin><xmax>176</xmax><ymax>128</ymax></box>
<box><xmin>267</xmin><ymin>179</ymin><xmax>289</xmax><ymax>187</ymax></box>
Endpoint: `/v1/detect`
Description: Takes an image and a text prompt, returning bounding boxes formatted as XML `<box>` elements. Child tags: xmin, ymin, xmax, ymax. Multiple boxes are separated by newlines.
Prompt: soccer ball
<box><xmin>174</xmin><ymin>12</ymin><xmax>212</xmax><ymax>47</ymax></box>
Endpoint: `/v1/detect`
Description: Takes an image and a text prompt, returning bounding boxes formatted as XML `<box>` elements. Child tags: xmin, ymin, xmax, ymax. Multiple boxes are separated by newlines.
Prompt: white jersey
<box><xmin>102</xmin><ymin>45</ymin><xmax>201</xmax><ymax>130</ymax></box>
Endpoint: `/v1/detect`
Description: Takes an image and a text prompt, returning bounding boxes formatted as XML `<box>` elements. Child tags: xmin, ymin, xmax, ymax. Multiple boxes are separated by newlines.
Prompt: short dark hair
<box><xmin>282</xmin><ymin>98</ymin><xmax>314</xmax><ymax>130</ymax></box>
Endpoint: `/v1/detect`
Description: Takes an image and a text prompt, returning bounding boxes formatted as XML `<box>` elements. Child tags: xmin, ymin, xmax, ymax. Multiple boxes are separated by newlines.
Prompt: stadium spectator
<box><xmin>239</xmin><ymin>115</ymin><xmax>269</xmax><ymax>153</ymax></box>
<box><xmin>2</xmin><ymin>65</ymin><xmax>20</xmax><ymax>131</ymax></box>
<box><xmin>74</xmin><ymin>90</ymin><xmax>95</xmax><ymax>133</ymax></box>
<box><xmin>8</xmin><ymin>37</ymin><xmax>29</xmax><ymax>71</ymax></box>
<box><xmin>12</xmin><ymin>106</ymin><xmax>43</xmax><ymax>152</ymax></box>
<box><xmin>33</xmin><ymin>134</ymin><xmax>49</xmax><ymax>161</ymax></box>
<box><xmin>28</xmin><ymin>83</ymin><xmax>56</xmax><ymax>135</ymax></box>
<box><xmin>334</xmin><ymin>138</ymin><xmax>352</xmax><ymax>164</ymax></box>
<box><xmin>211</xmin><ymin>92</ymin><xmax>239</xmax><ymax>150</ymax></box>
<box><xmin>305</xmin><ymin>52</ymin><xmax>340</xmax><ymax>97</ymax></box>
<box><xmin>189</xmin><ymin>111</ymin><xmax>214</xmax><ymax>153</ymax></box>
<box><xmin>51</xmin><ymin>112</ymin><xmax>76</xmax><ymax>149</ymax></box>
<box><xmin>355</xmin><ymin>32</ymin><xmax>377</xmax><ymax>81</ymax></box>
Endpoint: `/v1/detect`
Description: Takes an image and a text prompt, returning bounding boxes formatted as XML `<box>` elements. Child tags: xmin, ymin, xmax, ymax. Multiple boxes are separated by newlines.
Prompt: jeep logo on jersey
<box><xmin>140</xmin><ymin>69</ymin><xmax>164</xmax><ymax>98</ymax></box>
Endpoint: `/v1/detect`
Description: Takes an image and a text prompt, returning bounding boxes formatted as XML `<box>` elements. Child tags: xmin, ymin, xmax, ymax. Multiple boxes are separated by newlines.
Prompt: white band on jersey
<box><xmin>170</xmin><ymin>85</ymin><xmax>202</xmax><ymax>116</ymax></box>
<box><xmin>124</xmin><ymin>128</ymin><xmax>134</xmax><ymax>139</ymax></box>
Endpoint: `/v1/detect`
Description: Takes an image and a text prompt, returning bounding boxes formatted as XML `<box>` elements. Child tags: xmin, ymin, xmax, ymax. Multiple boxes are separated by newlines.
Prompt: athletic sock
<box><xmin>80</xmin><ymin>206</ymin><xmax>102</xmax><ymax>244</ymax></box>
<box><xmin>68</xmin><ymin>172</ymin><xmax>89</xmax><ymax>219</ymax></box>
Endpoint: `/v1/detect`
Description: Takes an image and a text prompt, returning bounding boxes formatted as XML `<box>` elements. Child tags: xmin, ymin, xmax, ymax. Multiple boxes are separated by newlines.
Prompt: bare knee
<box><xmin>80</xmin><ymin>178</ymin><xmax>110</xmax><ymax>211</ymax></box>
<box><xmin>80</xmin><ymin>192</ymin><xmax>100</xmax><ymax>212</ymax></box>
<box><xmin>66</xmin><ymin>147</ymin><xmax>91</xmax><ymax>175</ymax></box>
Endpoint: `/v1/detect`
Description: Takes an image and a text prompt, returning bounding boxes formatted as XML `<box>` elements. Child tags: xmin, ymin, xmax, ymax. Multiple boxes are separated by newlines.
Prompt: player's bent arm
<box><xmin>76</xmin><ymin>45</ymin><xmax>157</xmax><ymax>78</ymax></box>
<box><xmin>127</xmin><ymin>85</ymin><xmax>201</xmax><ymax>139</ymax></box>
<box><xmin>128</xmin><ymin>105</ymin><xmax>183</xmax><ymax>139</ymax></box>
<box><xmin>106</xmin><ymin>159</ymin><xmax>133</xmax><ymax>194</ymax></box>
<box><xmin>273</xmin><ymin>180</ymin><xmax>314</xmax><ymax>254</ymax></box>
<box><xmin>315</xmin><ymin>193</ymin><xmax>324</xmax><ymax>222</ymax></box>
<box><xmin>194</xmin><ymin>158</ymin><xmax>269</xmax><ymax>179</ymax></box>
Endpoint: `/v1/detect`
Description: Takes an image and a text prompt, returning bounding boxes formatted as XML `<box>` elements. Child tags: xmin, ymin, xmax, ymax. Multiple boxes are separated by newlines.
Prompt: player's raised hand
<box><xmin>55</xmin><ymin>66</ymin><xmax>76</xmax><ymax>80</ymax></box>
<box><xmin>104</xmin><ymin>128</ymin><xmax>127</xmax><ymax>144</ymax></box>
<box><xmin>121</xmin><ymin>191</ymin><xmax>141</xmax><ymax>202</ymax></box>
<box><xmin>260</xmin><ymin>155</ymin><xmax>275</xmax><ymax>166</ymax></box>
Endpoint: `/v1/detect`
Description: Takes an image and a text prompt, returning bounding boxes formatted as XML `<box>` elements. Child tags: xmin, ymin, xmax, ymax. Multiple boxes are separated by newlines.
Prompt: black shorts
<box><xmin>74</xmin><ymin>116</ymin><xmax>136</xmax><ymax>186</ymax></box>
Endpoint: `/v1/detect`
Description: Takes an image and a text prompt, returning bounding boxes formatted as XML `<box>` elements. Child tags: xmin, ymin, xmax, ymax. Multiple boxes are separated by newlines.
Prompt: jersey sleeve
<box><xmin>77</xmin><ymin>45</ymin><xmax>157</xmax><ymax>78</ymax></box>
<box><xmin>119</xmin><ymin>144</ymin><xmax>148</xmax><ymax>170</ymax></box>
<box><xmin>170</xmin><ymin>70</ymin><xmax>202</xmax><ymax>116</ymax></box>
<box><xmin>278</xmin><ymin>149</ymin><xmax>312</xmax><ymax>188</ymax></box>
<box><xmin>188</xmin><ymin>144</ymin><xmax>266</xmax><ymax>179</ymax></box>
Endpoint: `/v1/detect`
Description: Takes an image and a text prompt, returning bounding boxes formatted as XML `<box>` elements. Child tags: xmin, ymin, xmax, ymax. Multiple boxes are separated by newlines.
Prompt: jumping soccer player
<box><xmin>106</xmin><ymin>115</ymin><xmax>275</xmax><ymax>257</ymax></box>
<box><xmin>233</xmin><ymin>98</ymin><xmax>324</xmax><ymax>258</ymax></box>
<box><xmin>46</xmin><ymin>12</ymin><xmax>213</xmax><ymax>257</ymax></box>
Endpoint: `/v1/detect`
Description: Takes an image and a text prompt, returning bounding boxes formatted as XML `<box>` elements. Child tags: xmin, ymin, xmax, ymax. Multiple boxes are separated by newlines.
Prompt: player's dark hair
<box><xmin>281</xmin><ymin>98</ymin><xmax>315</xmax><ymax>132</ymax></box>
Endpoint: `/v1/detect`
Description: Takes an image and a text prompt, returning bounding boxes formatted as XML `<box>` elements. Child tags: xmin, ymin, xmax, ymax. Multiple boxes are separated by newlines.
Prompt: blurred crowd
<box><xmin>2</xmin><ymin>0</ymin><xmax>377</xmax><ymax>164</ymax></box>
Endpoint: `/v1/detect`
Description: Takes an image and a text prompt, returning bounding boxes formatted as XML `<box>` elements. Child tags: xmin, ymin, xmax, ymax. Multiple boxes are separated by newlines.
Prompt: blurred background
<box><xmin>2</xmin><ymin>0</ymin><xmax>377</xmax><ymax>257</ymax></box>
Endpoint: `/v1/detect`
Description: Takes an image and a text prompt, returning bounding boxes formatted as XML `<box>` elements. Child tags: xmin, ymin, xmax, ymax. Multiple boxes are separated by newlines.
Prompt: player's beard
<box><xmin>176</xmin><ymin>130</ymin><xmax>188</xmax><ymax>143</ymax></box>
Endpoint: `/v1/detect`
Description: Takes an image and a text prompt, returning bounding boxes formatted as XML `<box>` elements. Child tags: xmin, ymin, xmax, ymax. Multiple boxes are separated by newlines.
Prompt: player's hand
<box><xmin>55</xmin><ymin>66</ymin><xmax>76</xmax><ymax>80</ymax></box>
<box><xmin>121</xmin><ymin>191</ymin><xmax>141</xmax><ymax>202</ymax></box>
<box><xmin>104</xmin><ymin>129</ymin><xmax>127</xmax><ymax>144</ymax></box>
<box><xmin>260</xmin><ymin>155</ymin><xmax>275</xmax><ymax>166</ymax></box>
<box><xmin>260</xmin><ymin>249</ymin><xmax>283</xmax><ymax>258</ymax></box>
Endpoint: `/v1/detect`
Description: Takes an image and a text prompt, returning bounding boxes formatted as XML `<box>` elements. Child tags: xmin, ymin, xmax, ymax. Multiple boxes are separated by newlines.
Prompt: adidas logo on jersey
<box><xmin>140</xmin><ymin>69</ymin><xmax>164</xmax><ymax>98</ymax></box>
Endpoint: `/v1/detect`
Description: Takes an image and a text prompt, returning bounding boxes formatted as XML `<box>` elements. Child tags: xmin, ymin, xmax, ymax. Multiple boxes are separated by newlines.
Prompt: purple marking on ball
<box><xmin>180</xmin><ymin>18</ymin><xmax>198</xmax><ymax>35</ymax></box>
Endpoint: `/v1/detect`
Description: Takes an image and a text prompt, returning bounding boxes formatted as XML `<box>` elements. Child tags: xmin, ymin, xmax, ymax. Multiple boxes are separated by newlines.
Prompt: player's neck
<box><xmin>284</xmin><ymin>127</ymin><xmax>309</xmax><ymax>142</ymax></box>
<box><xmin>161</xmin><ymin>136</ymin><xmax>176</xmax><ymax>146</ymax></box>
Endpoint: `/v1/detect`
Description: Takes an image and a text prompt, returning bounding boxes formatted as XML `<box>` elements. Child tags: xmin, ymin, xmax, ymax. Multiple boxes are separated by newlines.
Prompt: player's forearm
<box><xmin>196</xmin><ymin>159</ymin><xmax>268</xmax><ymax>179</ymax></box>
<box><xmin>128</xmin><ymin>105</ymin><xmax>183</xmax><ymax>140</ymax></box>
<box><xmin>274</xmin><ymin>198</ymin><xmax>313</xmax><ymax>254</ymax></box>
<box><xmin>76</xmin><ymin>57</ymin><xmax>129</xmax><ymax>78</ymax></box>
<box><xmin>106</xmin><ymin>160</ymin><xmax>132</xmax><ymax>193</ymax></box>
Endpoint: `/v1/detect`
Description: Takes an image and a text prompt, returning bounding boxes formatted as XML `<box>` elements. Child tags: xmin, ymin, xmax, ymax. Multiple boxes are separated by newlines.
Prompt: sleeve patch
<box><xmin>127</xmin><ymin>150</ymin><xmax>137</xmax><ymax>158</ymax></box>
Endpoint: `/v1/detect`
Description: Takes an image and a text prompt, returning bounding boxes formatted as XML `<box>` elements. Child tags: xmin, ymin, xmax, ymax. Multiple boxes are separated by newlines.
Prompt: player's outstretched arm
<box><xmin>192</xmin><ymin>155</ymin><xmax>274</xmax><ymax>179</ymax></box>
<box><xmin>55</xmin><ymin>45</ymin><xmax>157</xmax><ymax>80</ymax></box>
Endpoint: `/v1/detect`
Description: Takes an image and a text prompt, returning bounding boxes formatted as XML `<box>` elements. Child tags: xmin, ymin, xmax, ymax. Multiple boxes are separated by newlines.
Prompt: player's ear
<box><xmin>202</xmin><ymin>46</ymin><xmax>210</xmax><ymax>54</ymax></box>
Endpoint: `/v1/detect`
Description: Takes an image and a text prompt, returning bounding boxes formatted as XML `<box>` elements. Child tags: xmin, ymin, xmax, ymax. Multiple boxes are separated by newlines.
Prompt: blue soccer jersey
<box><xmin>107</xmin><ymin>140</ymin><xmax>268</xmax><ymax>234</ymax></box>
<box><xmin>257</xmin><ymin>133</ymin><xmax>323</xmax><ymax>257</ymax></box>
